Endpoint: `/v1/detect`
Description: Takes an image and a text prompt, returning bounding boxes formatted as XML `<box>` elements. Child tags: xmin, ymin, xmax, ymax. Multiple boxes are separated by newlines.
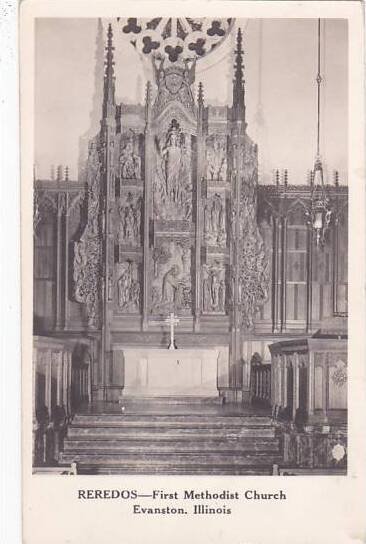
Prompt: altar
<box><xmin>114</xmin><ymin>348</ymin><xmax>220</xmax><ymax>398</ymax></box>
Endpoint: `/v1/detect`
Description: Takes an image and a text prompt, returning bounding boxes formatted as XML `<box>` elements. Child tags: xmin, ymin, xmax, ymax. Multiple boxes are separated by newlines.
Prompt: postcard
<box><xmin>21</xmin><ymin>1</ymin><xmax>366</xmax><ymax>543</ymax></box>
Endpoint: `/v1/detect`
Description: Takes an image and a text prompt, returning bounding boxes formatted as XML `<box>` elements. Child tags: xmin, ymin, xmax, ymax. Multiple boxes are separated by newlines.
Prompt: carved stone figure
<box><xmin>207</xmin><ymin>136</ymin><xmax>227</xmax><ymax>181</ymax></box>
<box><xmin>152</xmin><ymin>58</ymin><xmax>196</xmax><ymax>118</ymax></box>
<box><xmin>204</xmin><ymin>193</ymin><xmax>226</xmax><ymax>247</ymax></box>
<box><xmin>117</xmin><ymin>261</ymin><xmax>140</xmax><ymax>313</ymax></box>
<box><xmin>201</xmin><ymin>263</ymin><xmax>226</xmax><ymax>313</ymax></box>
<box><xmin>153</xmin><ymin>119</ymin><xmax>192</xmax><ymax>221</ymax></box>
<box><xmin>150</xmin><ymin>240</ymin><xmax>191</xmax><ymax>314</ymax></box>
<box><xmin>162</xmin><ymin>265</ymin><xmax>180</xmax><ymax>304</ymax></box>
<box><xmin>117</xmin><ymin>194</ymin><xmax>142</xmax><ymax>246</ymax></box>
<box><xmin>202</xmin><ymin>265</ymin><xmax>211</xmax><ymax>311</ymax></box>
<box><xmin>219</xmin><ymin>279</ymin><xmax>225</xmax><ymax>311</ymax></box>
<box><xmin>119</xmin><ymin>138</ymin><xmax>141</xmax><ymax>179</ymax></box>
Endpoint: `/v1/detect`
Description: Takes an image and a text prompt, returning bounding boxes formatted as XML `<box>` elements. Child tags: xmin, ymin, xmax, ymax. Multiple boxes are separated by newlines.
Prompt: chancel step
<box><xmin>120</xmin><ymin>396</ymin><xmax>224</xmax><ymax>405</ymax></box>
<box><xmin>64</xmin><ymin>438</ymin><xmax>280</xmax><ymax>453</ymax></box>
<box><xmin>60</xmin><ymin>406</ymin><xmax>281</xmax><ymax>475</ymax></box>
<box><xmin>70</xmin><ymin>414</ymin><xmax>273</xmax><ymax>427</ymax></box>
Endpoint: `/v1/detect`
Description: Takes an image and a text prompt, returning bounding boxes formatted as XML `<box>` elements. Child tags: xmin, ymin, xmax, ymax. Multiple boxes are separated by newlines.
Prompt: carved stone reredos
<box><xmin>152</xmin><ymin>58</ymin><xmax>197</xmax><ymax>131</ymax></box>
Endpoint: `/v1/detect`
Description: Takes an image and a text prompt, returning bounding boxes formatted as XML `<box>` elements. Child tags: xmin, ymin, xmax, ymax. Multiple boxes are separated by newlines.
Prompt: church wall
<box><xmin>32</xmin><ymin>25</ymin><xmax>348</xmax><ymax>403</ymax></box>
<box><xmin>256</xmin><ymin>185</ymin><xmax>348</xmax><ymax>336</ymax></box>
<box><xmin>33</xmin><ymin>182</ymin><xmax>348</xmax><ymax>404</ymax></box>
<box><xmin>34</xmin><ymin>206</ymin><xmax>57</xmax><ymax>332</ymax></box>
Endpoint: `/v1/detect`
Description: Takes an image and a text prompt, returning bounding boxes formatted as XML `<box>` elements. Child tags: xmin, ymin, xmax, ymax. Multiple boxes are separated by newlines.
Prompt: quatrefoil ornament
<box><xmin>120</xmin><ymin>17</ymin><xmax>234</xmax><ymax>62</ymax></box>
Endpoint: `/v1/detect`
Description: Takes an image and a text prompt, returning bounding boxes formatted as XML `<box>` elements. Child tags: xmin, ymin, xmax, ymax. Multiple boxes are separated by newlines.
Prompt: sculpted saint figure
<box><xmin>202</xmin><ymin>265</ymin><xmax>211</xmax><ymax>311</ymax></box>
<box><xmin>117</xmin><ymin>267</ymin><xmax>131</xmax><ymax>308</ymax></box>
<box><xmin>161</xmin><ymin>121</ymin><xmax>183</xmax><ymax>204</ymax></box>
<box><xmin>207</xmin><ymin>138</ymin><xmax>227</xmax><ymax>181</ymax></box>
<box><xmin>162</xmin><ymin>265</ymin><xmax>180</xmax><ymax>304</ymax></box>
<box><xmin>120</xmin><ymin>140</ymin><xmax>141</xmax><ymax>179</ymax></box>
<box><xmin>210</xmin><ymin>273</ymin><xmax>220</xmax><ymax>309</ymax></box>
<box><xmin>124</xmin><ymin>206</ymin><xmax>135</xmax><ymax>242</ymax></box>
<box><xmin>218</xmin><ymin>279</ymin><xmax>225</xmax><ymax>311</ymax></box>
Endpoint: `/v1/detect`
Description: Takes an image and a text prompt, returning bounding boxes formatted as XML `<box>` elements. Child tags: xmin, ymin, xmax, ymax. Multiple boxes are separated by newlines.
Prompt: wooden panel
<box><xmin>34</xmin><ymin>220</ymin><xmax>56</xmax><ymax>330</ymax></box>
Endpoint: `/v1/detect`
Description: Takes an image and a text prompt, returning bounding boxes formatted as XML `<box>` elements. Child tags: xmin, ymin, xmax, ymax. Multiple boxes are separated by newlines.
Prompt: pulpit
<box><xmin>269</xmin><ymin>336</ymin><xmax>347</xmax><ymax>424</ymax></box>
<box><xmin>113</xmin><ymin>347</ymin><xmax>221</xmax><ymax>399</ymax></box>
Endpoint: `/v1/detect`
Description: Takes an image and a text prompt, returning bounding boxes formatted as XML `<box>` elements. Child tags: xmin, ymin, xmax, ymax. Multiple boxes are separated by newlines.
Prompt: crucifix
<box><xmin>165</xmin><ymin>312</ymin><xmax>179</xmax><ymax>350</ymax></box>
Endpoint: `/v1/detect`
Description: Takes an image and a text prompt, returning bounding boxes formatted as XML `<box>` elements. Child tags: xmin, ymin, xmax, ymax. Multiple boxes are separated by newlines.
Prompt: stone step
<box><xmin>63</xmin><ymin>438</ymin><xmax>280</xmax><ymax>454</ymax></box>
<box><xmin>120</xmin><ymin>396</ymin><xmax>224</xmax><ymax>405</ymax></box>
<box><xmin>60</xmin><ymin>451</ymin><xmax>282</xmax><ymax>467</ymax></box>
<box><xmin>75</xmin><ymin>465</ymin><xmax>274</xmax><ymax>475</ymax></box>
<box><xmin>70</xmin><ymin>415</ymin><xmax>273</xmax><ymax>427</ymax></box>
<box><xmin>67</xmin><ymin>426</ymin><xmax>276</xmax><ymax>439</ymax></box>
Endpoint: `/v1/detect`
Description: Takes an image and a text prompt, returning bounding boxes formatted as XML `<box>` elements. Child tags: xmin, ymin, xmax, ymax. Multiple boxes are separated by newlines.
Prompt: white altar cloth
<box><xmin>118</xmin><ymin>348</ymin><xmax>219</xmax><ymax>397</ymax></box>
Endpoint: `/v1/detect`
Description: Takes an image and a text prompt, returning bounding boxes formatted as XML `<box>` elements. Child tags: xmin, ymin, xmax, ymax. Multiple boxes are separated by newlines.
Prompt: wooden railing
<box><xmin>33</xmin><ymin>336</ymin><xmax>92</xmax><ymax>467</ymax></box>
<box><xmin>250</xmin><ymin>363</ymin><xmax>271</xmax><ymax>406</ymax></box>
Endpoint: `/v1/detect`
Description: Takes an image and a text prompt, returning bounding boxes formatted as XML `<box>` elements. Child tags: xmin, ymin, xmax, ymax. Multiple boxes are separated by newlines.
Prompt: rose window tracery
<box><xmin>119</xmin><ymin>17</ymin><xmax>234</xmax><ymax>62</ymax></box>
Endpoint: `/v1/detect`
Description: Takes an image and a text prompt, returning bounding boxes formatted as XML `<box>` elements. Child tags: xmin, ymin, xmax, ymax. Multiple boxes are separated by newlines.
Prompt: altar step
<box><xmin>61</xmin><ymin>410</ymin><xmax>281</xmax><ymax>474</ymax></box>
<box><xmin>120</xmin><ymin>395</ymin><xmax>223</xmax><ymax>405</ymax></box>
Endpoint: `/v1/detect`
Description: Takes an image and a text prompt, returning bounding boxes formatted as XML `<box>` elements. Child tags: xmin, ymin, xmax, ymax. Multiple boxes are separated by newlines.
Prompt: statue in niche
<box><xmin>153</xmin><ymin>119</ymin><xmax>192</xmax><ymax>221</ymax></box>
<box><xmin>202</xmin><ymin>265</ymin><xmax>211</xmax><ymax>311</ymax></box>
<box><xmin>207</xmin><ymin>137</ymin><xmax>227</xmax><ymax>181</ymax></box>
<box><xmin>117</xmin><ymin>193</ymin><xmax>142</xmax><ymax>246</ymax></box>
<box><xmin>150</xmin><ymin>240</ymin><xmax>191</xmax><ymax>314</ymax></box>
<box><xmin>162</xmin><ymin>265</ymin><xmax>180</xmax><ymax>305</ymax></box>
<box><xmin>204</xmin><ymin>193</ymin><xmax>226</xmax><ymax>247</ymax></box>
<box><xmin>202</xmin><ymin>263</ymin><xmax>225</xmax><ymax>313</ymax></box>
<box><xmin>219</xmin><ymin>279</ymin><xmax>225</xmax><ymax>311</ymax></box>
<box><xmin>119</xmin><ymin>136</ymin><xmax>141</xmax><ymax>180</ymax></box>
<box><xmin>117</xmin><ymin>261</ymin><xmax>140</xmax><ymax>313</ymax></box>
<box><xmin>162</xmin><ymin>121</ymin><xmax>182</xmax><ymax>201</ymax></box>
<box><xmin>152</xmin><ymin>57</ymin><xmax>196</xmax><ymax>117</ymax></box>
<box><xmin>210</xmin><ymin>272</ymin><xmax>220</xmax><ymax>310</ymax></box>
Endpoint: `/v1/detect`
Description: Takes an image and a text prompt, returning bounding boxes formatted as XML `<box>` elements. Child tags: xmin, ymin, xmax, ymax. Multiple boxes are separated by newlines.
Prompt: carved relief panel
<box><xmin>229</xmin><ymin>135</ymin><xmax>269</xmax><ymax>329</ymax></box>
<box><xmin>116</xmin><ymin>260</ymin><xmax>141</xmax><ymax>313</ymax></box>
<box><xmin>201</xmin><ymin>261</ymin><xmax>226</xmax><ymax>314</ymax></box>
<box><xmin>150</xmin><ymin>239</ymin><xmax>192</xmax><ymax>315</ymax></box>
<box><xmin>153</xmin><ymin>119</ymin><xmax>192</xmax><ymax>221</ymax></box>
<box><xmin>73</xmin><ymin>140</ymin><xmax>104</xmax><ymax>328</ymax></box>
<box><xmin>206</xmin><ymin>134</ymin><xmax>228</xmax><ymax>182</ymax></box>
<box><xmin>118</xmin><ymin>131</ymin><xmax>142</xmax><ymax>180</ymax></box>
<box><xmin>204</xmin><ymin>192</ymin><xmax>226</xmax><ymax>247</ymax></box>
<box><xmin>116</xmin><ymin>192</ymin><xmax>142</xmax><ymax>247</ymax></box>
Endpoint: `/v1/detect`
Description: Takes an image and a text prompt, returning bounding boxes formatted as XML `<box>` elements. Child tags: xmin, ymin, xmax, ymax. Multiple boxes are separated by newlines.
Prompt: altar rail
<box><xmin>33</xmin><ymin>336</ymin><xmax>93</xmax><ymax>467</ymax></box>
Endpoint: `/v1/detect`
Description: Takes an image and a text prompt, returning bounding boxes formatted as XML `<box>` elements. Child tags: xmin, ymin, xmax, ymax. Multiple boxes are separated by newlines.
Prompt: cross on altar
<box><xmin>165</xmin><ymin>312</ymin><xmax>179</xmax><ymax>350</ymax></box>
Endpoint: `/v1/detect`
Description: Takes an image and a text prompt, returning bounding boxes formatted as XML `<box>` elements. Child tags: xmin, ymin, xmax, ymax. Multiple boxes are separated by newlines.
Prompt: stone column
<box><xmin>32</xmin><ymin>346</ymin><xmax>38</xmax><ymax>466</ymax></box>
<box><xmin>280</xmin><ymin>217</ymin><xmax>288</xmax><ymax>332</ymax></box>
<box><xmin>194</xmin><ymin>92</ymin><xmax>206</xmax><ymax>332</ymax></box>
<box><xmin>282</xmin><ymin>355</ymin><xmax>288</xmax><ymax>409</ymax></box>
<box><xmin>306</xmin><ymin>224</ymin><xmax>313</xmax><ymax>333</ymax></box>
<box><xmin>272</xmin><ymin>216</ymin><xmax>280</xmax><ymax>332</ymax></box>
<box><xmin>292</xmin><ymin>353</ymin><xmax>300</xmax><ymax>420</ymax></box>
<box><xmin>56</xmin><ymin>350</ymin><xmax>63</xmax><ymax>406</ymax></box>
<box><xmin>62</xmin><ymin>351</ymin><xmax>69</xmax><ymax>417</ymax></box>
<box><xmin>45</xmin><ymin>350</ymin><xmax>52</xmax><ymax>417</ymax></box>
<box><xmin>270</xmin><ymin>355</ymin><xmax>276</xmax><ymax>406</ymax></box>
<box><xmin>88</xmin><ymin>356</ymin><xmax>92</xmax><ymax>403</ymax></box>
<box><xmin>322</xmin><ymin>355</ymin><xmax>329</xmax><ymax>420</ymax></box>
<box><xmin>307</xmin><ymin>350</ymin><xmax>315</xmax><ymax>419</ymax></box>
<box><xmin>142</xmin><ymin>84</ymin><xmax>152</xmax><ymax>330</ymax></box>
<box><xmin>55</xmin><ymin>195</ymin><xmax>65</xmax><ymax>330</ymax></box>
<box><xmin>64</xmin><ymin>194</ymin><xmax>70</xmax><ymax>329</ymax></box>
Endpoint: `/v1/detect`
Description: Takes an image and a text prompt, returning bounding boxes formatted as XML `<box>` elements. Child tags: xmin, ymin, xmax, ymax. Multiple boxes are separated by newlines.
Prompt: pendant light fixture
<box><xmin>306</xmin><ymin>19</ymin><xmax>333</xmax><ymax>247</ymax></box>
